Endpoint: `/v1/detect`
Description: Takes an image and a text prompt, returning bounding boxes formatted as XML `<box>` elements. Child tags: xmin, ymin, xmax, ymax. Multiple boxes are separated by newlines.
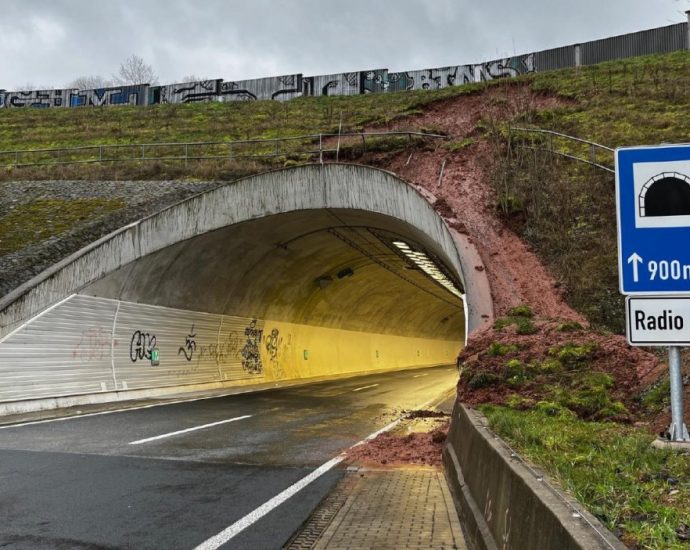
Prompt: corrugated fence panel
<box><xmin>0</xmin><ymin>295</ymin><xmax>117</xmax><ymax>401</ymax></box>
<box><xmin>534</xmin><ymin>46</ymin><xmax>576</xmax><ymax>71</ymax></box>
<box><xmin>0</xmin><ymin>88</ymin><xmax>72</xmax><ymax>108</ymax></box>
<box><xmin>70</xmin><ymin>85</ymin><xmax>149</xmax><ymax>107</ymax></box>
<box><xmin>112</xmin><ymin>301</ymin><xmax>225</xmax><ymax>390</ymax></box>
<box><xmin>216</xmin><ymin>316</ymin><xmax>266</xmax><ymax>381</ymax></box>
<box><xmin>305</xmin><ymin>72</ymin><xmax>362</xmax><ymax>96</ymax></box>
<box><xmin>219</xmin><ymin>74</ymin><xmax>302</xmax><ymax>101</ymax></box>
<box><xmin>152</xmin><ymin>79</ymin><xmax>221</xmax><ymax>104</ymax></box>
<box><xmin>581</xmin><ymin>23</ymin><xmax>688</xmax><ymax>66</ymax></box>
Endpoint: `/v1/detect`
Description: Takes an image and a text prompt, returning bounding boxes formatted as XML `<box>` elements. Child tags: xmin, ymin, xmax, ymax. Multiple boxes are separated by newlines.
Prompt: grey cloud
<box><xmin>0</xmin><ymin>0</ymin><xmax>688</xmax><ymax>90</ymax></box>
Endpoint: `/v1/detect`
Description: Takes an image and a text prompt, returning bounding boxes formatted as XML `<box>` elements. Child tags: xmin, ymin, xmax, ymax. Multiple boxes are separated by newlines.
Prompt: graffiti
<box><xmin>241</xmin><ymin>319</ymin><xmax>263</xmax><ymax>374</ymax></box>
<box><xmin>361</xmin><ymin>69</ymin><xmax>388</xmax><ymax>94</ymax></box>
<box><xmin>72</xmin><ymin>327</ymin><xmax>111</xmax><ymax>361</ymax></box>
<box><xmin>265</xmin><ymin>328</ymin><xmax>280</xmax><ymax>362</ymax></box>
<box><xmin>151</xmin><ymin>80</ymin><xmax>220</xmax><ymax>104</ymax></box>
<box><xmin>70</xmin><ymin>85</ymin><xmax>148</xmax><ymax>107</ymax></box>
<box><xmin>219</xmin><ymin>74</ymin><xmax>302</xmax><ymax>102</ymax></box>
<box><xmin>387</xmin><ymin>72</ymin><xmax>415</xmax><ymax>92</ymax></box>
<box><xmin>197</xmin><ymin>330</ymin><xmax>242</xmax><ymax>367</ymax></box>
<box><xmin>129</xmin><ymin>330</ymin><xmax>157</xmax><ymax>362</ymax></box>
<box><xmin>0</xmin><ymin>88</ymin><xmax>70</xmax><ymax>108</ymax></box>
<box><xmin>177</xmin><ymin>324</ymin><xmax>197</xmax><ymax>361</ymax></box>
<box><xmin>475</xmin><ymin>54</ymin><xmax>535</xmax><ymax>81</ymax></box>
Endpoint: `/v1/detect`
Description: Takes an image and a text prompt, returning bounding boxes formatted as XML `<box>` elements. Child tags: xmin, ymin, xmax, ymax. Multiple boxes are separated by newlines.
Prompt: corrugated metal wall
<box><xmin>149</xmin><ymin>79</ymin><xmax>221</xmax><ymax>104</ymax></box>
<box><xmin>581</xmin><ymin>23</ymin><xmax>688</xmax><ymax>66</ymax></box>
<box><xmin>0</xmin><ymin>295</ymin><xmax>266</xmax><ymax>402</ymax></box>
<box><xmin>534</xmin><ymin>46</ymin><xmax>576</xmax><ymax>71</ymax></box>
<box><xmin>0</xmin><ymin>88</ymin><xmax>72</xmax><ymax>108</ymax></box>
<box><xmin>219</xmin><ymin>74</ymin><xmax>303</xmax><ymax>101</ymax></box>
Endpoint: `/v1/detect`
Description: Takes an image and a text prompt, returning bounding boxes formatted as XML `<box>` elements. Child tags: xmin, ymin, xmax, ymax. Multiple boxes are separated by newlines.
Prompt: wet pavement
<box><xmin>0</xmin><ymin>364</ymin><xmax>458</xmax><ymax>549</ymax></box>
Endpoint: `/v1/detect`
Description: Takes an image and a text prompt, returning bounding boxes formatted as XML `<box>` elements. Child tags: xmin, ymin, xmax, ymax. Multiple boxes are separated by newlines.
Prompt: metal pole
<box><xmin>319</xmin><ymin>134</ymin><xmax>323</xmax><ymax>164</ymax></box>
<box><xmin>668</xmin><ymin>346</ymin><xmax>689</xmax><ymax>441</ymax></box>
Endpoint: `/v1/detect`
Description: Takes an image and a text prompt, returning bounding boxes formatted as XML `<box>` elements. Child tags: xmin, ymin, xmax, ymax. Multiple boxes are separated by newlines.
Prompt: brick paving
<box><xmin>287</xmin><ymin>468</ymin><xmax>467</xmax><ymax>550</ymax></box>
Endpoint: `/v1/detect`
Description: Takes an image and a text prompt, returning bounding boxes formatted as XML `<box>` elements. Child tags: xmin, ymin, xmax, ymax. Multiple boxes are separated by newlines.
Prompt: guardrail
<box><xmin>509</xmin><ymin>126</ymin><xmax>614</xmax><ymax>173</ymax></box>
<box><xmin>0</xmin><ymin>131</ymin><xmax>447</xmax><ymax>170</ymax></box>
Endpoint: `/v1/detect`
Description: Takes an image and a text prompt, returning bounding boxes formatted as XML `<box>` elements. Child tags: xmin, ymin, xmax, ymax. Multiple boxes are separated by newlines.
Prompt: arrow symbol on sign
<box><xmin>628</xmin><ymin>253</ymin><xmax>643</xmax><ymax>283</ymax></box>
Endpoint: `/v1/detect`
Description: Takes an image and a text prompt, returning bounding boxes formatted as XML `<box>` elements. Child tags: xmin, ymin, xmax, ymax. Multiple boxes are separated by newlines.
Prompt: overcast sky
<box><xmin>1</xmin><ymin>0</ymin><xmax>688</xmax><ymax>90</ymax></box>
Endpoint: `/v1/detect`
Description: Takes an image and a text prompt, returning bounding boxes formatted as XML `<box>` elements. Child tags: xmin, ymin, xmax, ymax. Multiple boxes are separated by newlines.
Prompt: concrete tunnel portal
<box><xmin>0</xmin><ymin>164</ymin><xmax>486</xmax><ymax>410</ymax></box>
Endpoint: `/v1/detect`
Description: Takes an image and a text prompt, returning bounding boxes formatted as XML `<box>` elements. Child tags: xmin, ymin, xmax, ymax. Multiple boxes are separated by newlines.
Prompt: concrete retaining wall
<box><xmin>443</xmin><ymin>404</ymin><xmax>626</xmax><ymax>550</ymax></box>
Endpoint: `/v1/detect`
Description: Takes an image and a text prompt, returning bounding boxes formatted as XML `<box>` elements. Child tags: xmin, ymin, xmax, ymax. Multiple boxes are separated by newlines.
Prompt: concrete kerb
<box><xmin>443</xmin><ymin>403</ymin><xmax>626</xmax><ymax>550</ymax></box>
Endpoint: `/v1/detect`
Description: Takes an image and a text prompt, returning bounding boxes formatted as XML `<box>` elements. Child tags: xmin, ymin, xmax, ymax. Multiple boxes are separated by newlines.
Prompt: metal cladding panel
<box><xmin>0</xmin><ymin>88</ymin><xmax>72</xmax><ymax>108</ymax></box>
<box><xmin>360</xmin><ymin>69</ymin><xmax>388</xmax><ymax>94</ymax></box>
<box><xmin>534</xmin><ymin>46</ymin><xmax>576</xmax><ymax>71</ymax></box>
<box><xmin>474</xmin><ymin>53</ymin><xmax>536</xmax><ymax>81</ymax></box>
<box><xmin>219</xmin><ymin>74</ymin><xmax>303</xmax><ymax>102</ymax></box>
<box><xmin>389</xmin><ymin>66</ymin><xmax>474</xmax><ymax>91</ymax></box>
<box><xmin>70</xmin><ymin>84</ymin><xmax>149</xmax><ymax>107</ymax></box>
<box><xmin>306</xmin><ymin>72</ymin><xmax>362</xmax><ymax>96</ymax></box>
<box><xmin>581</xmin><ymin>23</ymin><xmax>688</xmax><ymax>66</ymax></box>
<box><xmin>216</xmin><ymin>316</ymin><xmax>266</xmax><ymax>381</ymax></box>
<box><xmin>0</xmin><ymin>295</ymin><xmax>117</xmax><ymax>401</ymax></box>
<box><xmin>112</xmin><ymin>302</ymin><xmax>266</xmax><ymax>390</ymax></box>
<box><xmin>154</xmin><ymin>79</ymin><xmax>221</xmax><ymax>104</ymax></box>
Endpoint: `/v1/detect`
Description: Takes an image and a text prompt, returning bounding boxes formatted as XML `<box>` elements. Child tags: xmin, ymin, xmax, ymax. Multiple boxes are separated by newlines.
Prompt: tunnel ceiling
<box><xmin>84</xmin><ymin>208</ymin><xmax>465</xmax><ymax>341</ymax></box>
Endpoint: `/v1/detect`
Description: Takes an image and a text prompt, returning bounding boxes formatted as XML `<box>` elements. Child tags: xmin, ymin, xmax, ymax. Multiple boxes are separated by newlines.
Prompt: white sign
<box><xmin>626</xmin><ymin>296</ymin><xmax>690</xmax><ymax>345</ymax></box>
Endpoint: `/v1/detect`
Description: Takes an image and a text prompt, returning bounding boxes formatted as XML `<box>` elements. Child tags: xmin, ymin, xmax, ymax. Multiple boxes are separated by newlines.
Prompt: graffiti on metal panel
<box><xmin>264</xmin><ymin>328</ymin><xmax>292</xmax><ymax>379</ymax></box>
<box><xmin>178</xmin><ymin>324</ymin><xmax>197</xmax><ymax>361</ymax></box>
<box><xmin>241</xmin><ymin>319</ymin><xmax>263</xmax><ymax>374</ymax></box>
<box><xmin>130</xmin><ymin>330</ymin><xmax>157</xmax><ymax>362</ymax></box>
<box><xmin>0</xmin><ymin>89</ymin><xmax>70</xmax><ymax>108</ymax></box>
<box><xmin>197</xmin><ymin>330</ymin><xmax>242</xmax><ymax>367</ymax></box>
<box><xmin>156</xmin><ymin>80</ymin><xmax>219</xmax><ymax>104</ymax></box>
<box><xmin>70</xmin><ymin>85</ymin><xmax>147</xmax><ymax>107</ymax></box>
<box><xmin>72</xmin><ymin>327</ymin><xmax>111</xmax><ymax>361</ymax></box>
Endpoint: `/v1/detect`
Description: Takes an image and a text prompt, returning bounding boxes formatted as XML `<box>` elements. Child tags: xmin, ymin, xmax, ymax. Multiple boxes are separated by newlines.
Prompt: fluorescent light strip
<box><xmin>393</xmin><ymin>241</ymin><xmax>463</xmax><ymax>298</ymax></box>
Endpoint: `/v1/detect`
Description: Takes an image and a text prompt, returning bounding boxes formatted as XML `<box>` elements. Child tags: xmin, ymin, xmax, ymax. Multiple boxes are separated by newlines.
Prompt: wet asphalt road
<box><xmin>0</xmin><ymin>365</ymin><xmax>458</xmax><ymax>549</ymax></box>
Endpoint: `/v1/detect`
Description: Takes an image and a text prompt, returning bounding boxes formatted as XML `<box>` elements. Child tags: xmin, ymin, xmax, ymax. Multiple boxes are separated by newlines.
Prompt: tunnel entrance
<box><xmin>639</xmin><ymin>172</ymin><xmax>690</xmax><ymax>217</ymax></box>
<box><xmin>0</xmin><ymin>164</ymin><xmax>474</xmax><ymax>406</ymax></box>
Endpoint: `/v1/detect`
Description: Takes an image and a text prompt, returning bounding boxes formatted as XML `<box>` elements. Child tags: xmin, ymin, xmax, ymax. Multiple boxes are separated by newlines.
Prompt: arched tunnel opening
<box><xmin>640</xmin><ymin>173</ymin><xmax>690</xmax><ymax>217</ymax></box>
<box><xmin>0</xmin><ymin>165</ymin><xmax>473</xmax><ymax>406</ymax></box>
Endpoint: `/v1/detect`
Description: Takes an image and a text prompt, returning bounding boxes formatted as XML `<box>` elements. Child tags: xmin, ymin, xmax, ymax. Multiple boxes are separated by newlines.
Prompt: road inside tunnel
<box><xmin>0</xmin><ymin>364</ymin><xmax>457</xmax><ymax>549</ymax></box>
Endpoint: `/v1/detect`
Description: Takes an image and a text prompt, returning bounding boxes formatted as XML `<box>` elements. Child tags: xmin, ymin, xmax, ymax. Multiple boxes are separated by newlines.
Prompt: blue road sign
<box><xmin>617</xmin><ymin>144</ymin><xmax>690</xmax><ymax>294</ymax></box>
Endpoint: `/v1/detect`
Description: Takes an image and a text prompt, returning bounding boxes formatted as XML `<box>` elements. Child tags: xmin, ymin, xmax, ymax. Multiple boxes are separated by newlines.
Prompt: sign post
<box><xmin>617</xmin><ymin>144</ymin><xmax>690</xmax><ymax>441</ymax></box>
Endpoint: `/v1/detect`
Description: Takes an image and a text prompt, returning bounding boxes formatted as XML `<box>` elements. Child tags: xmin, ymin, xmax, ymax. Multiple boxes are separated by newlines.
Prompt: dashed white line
<box><xmin>192</xmin><ymin>417</ymin><xmax>401</xmax><ymax>550</ymax></box>
<box><xmin>413</xmin><ymin>373</ymin><xmax>429</xmax><ymax>378</ymax></box>
<box><xmin>128</xmin><ymin>415</ymin><xmax>252</xmax><ymax>445</ymax></box>
<box><xmin>352</xmin><ymin>384</ymin><xmax>379</xmax><ymax>392</ymax></box>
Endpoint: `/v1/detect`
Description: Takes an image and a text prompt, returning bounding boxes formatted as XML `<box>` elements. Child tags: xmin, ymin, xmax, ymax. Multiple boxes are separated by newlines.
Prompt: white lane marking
<box><xmin>413</xmin><ymin>373</ymin><xmax>429</xmax><ymax>378</ymax></box>
<box><xmin>128</xmin><ymin>415</ymin><xmax>252</xmax><ymax>445</ymax></box>
<box><xmin>193</xmin><ymin>417</ymin><xmax>401</xmax><ymax>550</ymax></box>
<box><xmin>352</xmin><ymin>384</ymin><xmax>379</xmax><ymax>392</ymax></box>
<box><xmin>0</xmin><ymin>384</ymin><xmax>306</xmax><ymax>431</ymax></box>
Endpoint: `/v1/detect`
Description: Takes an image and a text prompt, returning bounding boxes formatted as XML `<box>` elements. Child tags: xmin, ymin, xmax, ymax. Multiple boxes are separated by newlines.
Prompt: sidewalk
<box><xmin>287</xmin><ymin>467</ymin><xmax>467</xmax><ymax>550</ymax></box>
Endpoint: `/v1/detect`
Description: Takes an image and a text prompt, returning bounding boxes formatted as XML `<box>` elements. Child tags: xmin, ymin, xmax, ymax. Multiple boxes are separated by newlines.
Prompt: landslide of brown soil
<box><xmin>346</xmin><ymin>422</ymin><xmax>448</xmax><ymax>468</ymax></box>
<box><xmin>361</xmin><ymin>84</ymin><xmax>582</xmax><ymax>320</ymax></box>
<box><xmin>457</xmin><ymin>317</ymin><xmax>662</xmax><ymax>421</ymax></box>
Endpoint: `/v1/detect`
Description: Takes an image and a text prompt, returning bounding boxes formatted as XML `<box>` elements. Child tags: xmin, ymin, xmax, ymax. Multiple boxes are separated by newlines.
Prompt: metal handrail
<box><xmin>509</xmin><ymin>126</ymin><xmax>614</xmax><ymax>173</ymax></box>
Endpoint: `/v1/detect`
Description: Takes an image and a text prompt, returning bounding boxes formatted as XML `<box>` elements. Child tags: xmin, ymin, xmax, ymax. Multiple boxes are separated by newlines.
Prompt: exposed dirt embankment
<box><xmin>362</xmin><ymin>86</ymin><xmax>582</xmax><ymax>320</ymax></box>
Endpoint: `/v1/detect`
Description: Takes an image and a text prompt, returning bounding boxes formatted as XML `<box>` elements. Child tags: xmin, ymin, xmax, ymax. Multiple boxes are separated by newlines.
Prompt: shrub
<box><xmin>488</xmin><ymin>342</ymin><xmax>519</xmax><ymax>356</ymax></box>
<box><xmin>509</xmin><ymin>305</ymin><xmax>534</xmax><ymax>318</ymax></box>
<box><xmin>468</xmin><ymin>371</ymin><xmax>500</xmax><ymax>389</ymax></box>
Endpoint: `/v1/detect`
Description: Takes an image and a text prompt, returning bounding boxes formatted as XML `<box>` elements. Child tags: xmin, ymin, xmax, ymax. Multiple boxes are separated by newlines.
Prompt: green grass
<box><xmin>489</xmin><ymin>50</ymin><xmax>690</xmax><ymax>332</ymax></box>
<box><xmin>0</xmin><ymin>198</ymin><xmax>124</xmax><ymax>255</ymax></box>
<box><xmin>481</xmin><ymin>406</ymin><xmax>690</xmax><ymax>549</ymax></box>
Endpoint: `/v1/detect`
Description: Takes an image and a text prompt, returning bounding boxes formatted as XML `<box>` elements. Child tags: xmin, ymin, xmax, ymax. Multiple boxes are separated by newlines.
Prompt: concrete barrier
<box><xmin>443</xmin><ymin>404</ymin><xmax>626</xmax><ymax>550</ymax></box>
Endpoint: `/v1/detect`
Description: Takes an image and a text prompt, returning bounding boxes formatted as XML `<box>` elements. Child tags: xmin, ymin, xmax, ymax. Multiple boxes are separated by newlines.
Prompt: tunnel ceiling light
<box><xmin>392</xmin><ymin>240</ymin><xmax>464</xmax><ymax>299</ymax></box>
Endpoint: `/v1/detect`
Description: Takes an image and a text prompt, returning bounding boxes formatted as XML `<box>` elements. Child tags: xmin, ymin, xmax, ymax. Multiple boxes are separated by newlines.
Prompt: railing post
<box><xmin>15</xmin><ymin>151</ymin><xmax>19</xmax><ymax>166</ymax></box>
<box><xmin>319</xmin><ymin>134</ymin><xmax>323</xmax><ymax>164</ymax></box>
<box><xmin>141</xmin><ymin>145</ymin><xmax>145</xmax><ymax>160</ymax></box>
<box><xmin>185</xmin><ymin>144</ymin><xmax>189</xmax><ymax>167</ymax></box>
<box><xmin>99</xmin><ymin>146</ymin><xmax>102</xmax><ymax>162</ymax></box>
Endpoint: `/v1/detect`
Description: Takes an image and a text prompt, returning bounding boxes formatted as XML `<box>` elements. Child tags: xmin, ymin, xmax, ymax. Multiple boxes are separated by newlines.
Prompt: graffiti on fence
<box><xmin>219</xmin><ymin>74</ymin><xmax>302</xmax><ymax>102</ymax></box>
<box><xmin>150</xmin><ymin>80</ymin><xmax>220</xmax><ymax>104</ymax></box>
<box><xmin>70</xmin><ymin>85</ymin><xmax>148</xmax><ymax>107</ymax></box>
<box><xmin>0</xmin><ymin>89</ymin><xmax>71</xmax><ymax>108</ymax></box>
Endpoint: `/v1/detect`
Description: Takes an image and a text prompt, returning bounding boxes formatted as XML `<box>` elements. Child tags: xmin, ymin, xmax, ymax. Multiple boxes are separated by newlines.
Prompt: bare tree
<box><xmin>68</xmin><ymin>75</ymin><xmax>113</xmax><ymax>90</ymax></box>
<box><xmin>113</xmin><ymin>55</ymin><xmax>158</xmax><ymax>86</ymax></box>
